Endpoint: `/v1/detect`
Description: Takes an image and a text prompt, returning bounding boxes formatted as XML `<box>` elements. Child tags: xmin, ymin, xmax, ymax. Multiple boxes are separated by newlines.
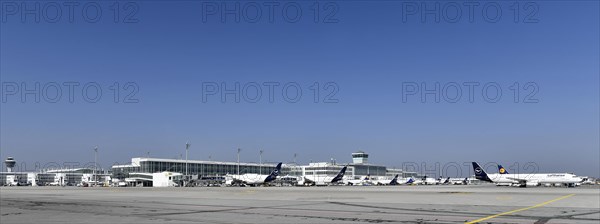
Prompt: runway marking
<box><xmin>465</xmin><ymin>194</ymin><xmax>575</xmax><ymax>224</ymax></box>
<box><xmin>235</xmin><ymin>190</ymin><xmax>256</xmax><ymax>195</ymax></box>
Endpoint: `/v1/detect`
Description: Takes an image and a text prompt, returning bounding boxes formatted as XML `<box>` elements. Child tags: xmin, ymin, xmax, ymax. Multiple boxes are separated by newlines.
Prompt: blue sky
<box><xmin>1</xmin><ymin>1</ymin><xmax>598</xmax><ymax>177</ymax></box>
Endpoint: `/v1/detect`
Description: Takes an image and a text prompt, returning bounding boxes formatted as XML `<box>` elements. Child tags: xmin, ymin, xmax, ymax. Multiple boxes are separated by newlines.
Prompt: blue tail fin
<box><xmin>472</xmin><ymin>162</ymin><xmax>492</xmax><ymax>182</ymax></box>
<box><xmin>390</xmin><ymin>174</ymin><xmax>399</xmax><ymax>185</ymax></box>
<box><xmin>331</xmin><ymin>166</ymin><xmax>347</xmax><ymax>183</ymax></box>
<box><xmin>498</xmin><ymin>164</ymin><xmax>509</xmax><ymax>174</ymax></box>
<box><xmin>264</xmin><ymin>162</ymin><xmax>282</xmax><ymax>183</ymax></box>
<box><xmin>406</xmin><ymin>177</ymin><xmax>414</xmax><ymax>184</ymax></box>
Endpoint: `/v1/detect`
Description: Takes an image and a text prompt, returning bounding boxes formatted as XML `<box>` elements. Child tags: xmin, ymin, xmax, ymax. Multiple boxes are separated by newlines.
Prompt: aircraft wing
<box><xmin>505</xmin><ymin>177</ymin><xmax>528</xmax><ymax>185</ymax></box>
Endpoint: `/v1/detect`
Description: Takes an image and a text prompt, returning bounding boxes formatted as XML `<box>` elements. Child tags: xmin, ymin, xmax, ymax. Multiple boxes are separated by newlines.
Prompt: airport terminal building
<box><xmin>111</xmin><ymin>158</ymin><xmax>281</xmax><ymax>186</ymax></box>
<box><xmin>110</xmin><ymin>151</ymin><xmax>416</xmax><ymax>186</ymax></box>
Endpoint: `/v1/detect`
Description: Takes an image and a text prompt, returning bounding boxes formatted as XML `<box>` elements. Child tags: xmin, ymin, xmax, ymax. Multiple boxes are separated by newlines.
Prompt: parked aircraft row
<box><xmin>223</xmin><ymin>161</ymin><xmax>588</xmax><ymax>187</ymax></box>
<box><xmin>224</xmin><ymin>163</ymin><xmax>471</xmax><ymax>187</ymax></box>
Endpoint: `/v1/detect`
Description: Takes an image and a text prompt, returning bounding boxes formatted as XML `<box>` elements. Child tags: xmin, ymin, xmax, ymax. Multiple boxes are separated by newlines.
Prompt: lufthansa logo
<box><xmin>475</xmin><ymin>167</ymin><xmax>482</xmax><ymax>174</ymax></box>
<box><xmin>499</xmin><ymin>168</ymin><xmax>506</xmax><ymax>174</ymax></box>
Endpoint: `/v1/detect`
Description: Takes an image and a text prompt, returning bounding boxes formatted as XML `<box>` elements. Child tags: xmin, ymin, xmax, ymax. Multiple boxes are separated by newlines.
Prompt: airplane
<box><xmin>383</xmin><ymin>177</ymin><xmax>415</xmax><ymax>185</ymax></box>
<box><xmin>396</xmin><ymin>177</ymin><xmax>421</xmax><ymax>185</ymax></box>
<box><xmin>421</xmin><ymin>176</ymin><xmax>438</xmax><ymax>185</ymax></box>
<box><xmin>226</xmin><ymin>162</ymin><xmax>282</xmax><ymax>186</ymax></box>
<box><xmin>301</xmin><ymin>166</ymin><xmax>347</xmax><ymax>186</ymax></box>
<box><xmin>496</xmin><ymin>163</ymin><xmax>584</xmax><ymax>187</ymax></box>
<box><xmin>401</xmin><ymin>177</ymin><xmax>417</xmax><ymax>185</ymax></box>
<box><xmin>473</xmin><ymin>162</ymin><xmax>584</xmax><ymax>187</ymax></box>
<box><xmin>346</xmin><ymin>174</ymin><xmax>375</xmax><ymax>186</ymax></box>
<box><xmin>456</xmin><ymin>177</ymin><xmax>470</xmax><ymax>185</ymax></box>
<box><xmin>405</xmin><ymin>176</ymin><xmax>433</xmax><ymax>185</ymax></box>
<box><xmin>372</xmin><ymin>174</ymin><xmax>400</xmax><ymax>185</ymax></box>
<box><xmin>438</xmin><ymin>177</ymin><xmax>451</xmax><ymax>185</ymax></box>
<box><xmin>436</xmin><ymin>177</ymin><xmax>469</xmax><ymax>185</ymax></box>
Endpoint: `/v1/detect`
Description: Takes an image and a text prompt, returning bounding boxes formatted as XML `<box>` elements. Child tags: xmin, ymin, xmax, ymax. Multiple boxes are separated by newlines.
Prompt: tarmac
<box><xmin>1</xmin><ymin>185</ymin><xmax>599</xmax><ymax>224</ymax></box>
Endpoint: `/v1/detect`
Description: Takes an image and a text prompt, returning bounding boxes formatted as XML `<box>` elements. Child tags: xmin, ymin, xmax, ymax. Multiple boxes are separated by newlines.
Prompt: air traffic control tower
<box><xmin>351</xmin><ymin>151</ymin><xmax>368</xmax><ymax>164</ymax></box>
<box><xmin>5</xmin><ymin>157</ymin><xmax>16</xmax><ymax>172</ymax></box>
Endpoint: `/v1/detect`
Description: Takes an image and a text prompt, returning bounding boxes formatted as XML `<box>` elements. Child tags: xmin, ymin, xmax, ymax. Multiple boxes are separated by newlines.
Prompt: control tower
<box><xmin>351</xmin><ymin>151</ymin><xmax>369</xmax><ymax>164</ymax></box>
<box><xmin>5</xmin><ymin>157</ymin><xmax>16</xmax><ymax>172</ymax></box>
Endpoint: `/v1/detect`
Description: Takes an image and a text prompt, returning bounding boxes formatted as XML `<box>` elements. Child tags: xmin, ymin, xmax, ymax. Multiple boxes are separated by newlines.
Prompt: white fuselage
<box><xmin>422</xmin><ymin>178</ymin><xmax>437</xmax><ymax>185</ymax></box>
<box><xmin>372</xmin><ymin>177</ymin><xmax>397</xmax><ymax>185</ymax></box>
<box><xmin>448</xmin><ymin>178</ymin><xmax>469</xmax><ymax>185</ymax></box>
<box><xmin>227</xmin><ymin>174</ymin><xmax>271</xmax><ymax>185</ymax></box>
<box><xmin>489</xmin><ymin>173</ymin><xmax>583</xmax><ymax>185</ymax></box>
<box><xmin>347</xmin><ymin>177</ymin><xmax>377</xmax><ymax>186</ymax></box>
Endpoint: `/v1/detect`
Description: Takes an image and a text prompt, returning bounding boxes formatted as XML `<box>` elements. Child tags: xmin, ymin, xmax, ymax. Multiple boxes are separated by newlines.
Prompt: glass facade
<box><xmin>351</xmin><ymin>164</ymin><xmax>386</xmax><ymax>176</ymax></box>
<box><xmin>351</xmin><ymin>151</ymin><xmax>369</xmax><ymax>164</ymax></box>
<box><xmin>112</xmin><ymin>158</ymin><xmax>280</xmax><ymax>179</ymax></box>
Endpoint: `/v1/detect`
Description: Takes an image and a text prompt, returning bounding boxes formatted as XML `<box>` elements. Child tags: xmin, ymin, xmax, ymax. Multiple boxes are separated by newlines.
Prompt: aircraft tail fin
<box><xmin>472</xmin><ymin>162</ymin><xmax>492</xmax><ymax>182</ymax></box>
<box><xmin>498</xmin><ymin>164</ymin><xmax>509</xmax><ymax>174</ymax></box>
<box><xmin>331</xmin><ymin>166</ymin><xmax>347</xmax><ymax>183</ymax></box>
<box><xmin>390</xmin><ymin>174</ymin><xmax>399</xmax><ymax>185</ymax></box>
<box><xmin>264</xmin><ymin>162</ymin><xmax>282</xmax><ymax>183</ymax></box>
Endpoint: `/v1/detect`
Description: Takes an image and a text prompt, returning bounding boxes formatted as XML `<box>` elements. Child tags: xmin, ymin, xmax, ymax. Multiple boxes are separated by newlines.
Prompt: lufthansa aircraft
<box><xmin>472</xmin><ymin>162</ymin><xmax>583</xmax><ymax>187</ymax></box>
<box><xmin>302</xmin><ymin>166</ymin><xmax>347</xmax><ymax>186</ymax></box>
<box><xmin>371</xmin><ymin>174</ymin><xmax>400</xmax><ymax>185</ymax></box>
<box><xmin>227</xmin><ymin>162</ymin><xmax>282</xmax><ymax>186</ymax></box>
<box><xmin>346</xmin><ymin>174</ymin><xmax>375</xmax><ymax>186</ymax></box>
<box><xmin>496</xmin><ymin>163</ymin><xmax>584</xmax><ymax>187</ymax></box>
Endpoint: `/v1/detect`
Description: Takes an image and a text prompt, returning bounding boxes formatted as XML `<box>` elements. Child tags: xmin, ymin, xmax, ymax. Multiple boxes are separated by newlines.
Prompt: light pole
<box><xmin>237</xmin><ymin>148</ymin><xmax>241</xmax><ymax>175</ymax></box>
<box><xmin>259</xmin><ymin>149</ymin><xmax>264</xmax><ymax>175</ymax></box>
<box><xmin>94</xmin><ymin>146</ymin><xmax>98</xmax><ymax>187</ymax></box>
<box><xmin>147</xmin><ymin>151</ymin><xmax>151</xmax><ymax>173</ymax></box>
<box><xmin>185</xmin><ymin>141</ymin><xmax>190</xmax><ymax>185</ymax></box>
<box><xmin>293</xmin><ymin>153</ymin><xmax>298</xmax><ymax>177</ymax></box>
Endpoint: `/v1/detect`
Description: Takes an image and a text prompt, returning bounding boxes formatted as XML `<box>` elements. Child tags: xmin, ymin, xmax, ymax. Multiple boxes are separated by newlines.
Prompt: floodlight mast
<box><xmin>237</xmin><ymin>148</ymin><xmax>241</xmax><ymax>175</ymax></box>
<box><xmin>185</xmin><ymin>141</ymin><xmax>190</xmax><ymax>186</ymax></box>
<box><xmin>259</xmin><ymin>149</ymin><xmax>263</xmax><ymax>175</ymax></box>
<box><xmin>94</xmin><ymin>146</ymin><xmax>98</xmax><ymax>187</ymax></box>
